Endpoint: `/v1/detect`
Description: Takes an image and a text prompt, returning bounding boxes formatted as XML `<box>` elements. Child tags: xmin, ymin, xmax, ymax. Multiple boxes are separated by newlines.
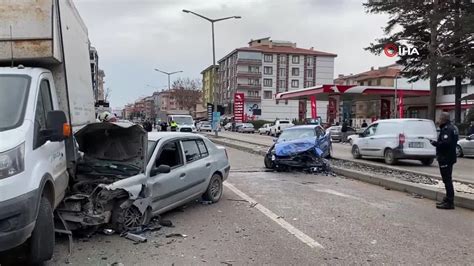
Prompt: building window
<box><xmin>264</xmin><ymin>66</ymin><xmax>273</xmax><ymax>75</ymax></box>
<box><xmin>278</xmin><ymin>80</ymin><xmax>286</xmax><ymax>89</ymax></box>
<box><xmin>248</xmin><ymin>90</ymin><xmax>259</xmax><ymax>97</ymax></box>
<box><xmin>292</xmin><ymin>55</ymin><xmax>300</xmax><ymax>64</ymax></box>
<box><xmin>306</xmin><ymin>56</ymin><xmax>314</xmax><ymax>66</ymax></box>
<box><xmin>264</xmin><ymin>78</ymin><xmax>273</xmax><ymax>87</ymax></box>
<box><xmin>248</xmin><ymin>66</ymin><xmax>260</xmax><ymax>73</ymax></box>
<box><xmin>304</xmin><ymin>81</ymin><xmax>314</xmax><ymax>87</ymax></box>
<box><xmin>279</xmin><ymin>55</ymin><xmax>287</xmax><ymax>64</ymax></box>
<box><xmin>264</xmin><ymin>91</ymin><xmax>273</xmax><ymax>99</ymax></box>
<box><xmin>368</xmin><ymin>80</ymin><xmax>372</xmax><ymax>86</ymax></box>
<box><xmin>264</xmin><ymin>54</ymin><xmax>273</xmax><ymax>63</ymax></box>
<box><xmin>443</xmin><ymin>85</ymin><xmax>468</xmax><ymax>95</ymax></box>
<box><xmin>291</xmin><ymin>80</ymin><xmax>299</xmax><ymax>88</ymax></box>
<box><xmin>248</xmin><ymin>78</ymin><xmax>260</xmax><ymax>85</ymax></box>
<box><xmin>305</xmin><ymin>69</ymin><xmax>313</xmax><ymax>78</ymax></box>
<box><xmin>278</xmin><ymin>68</ymin><xmax>286</xmax><ymax>77</ymax></box>
<box><xmin>376</xmin><ymin>79</ymin><xmax>381</xmax><ymax>86</ymax></box>
<box><xmin>292</xmin><ymin>68</ymin><xmax>300</xmax><ymax>76</ymax></box>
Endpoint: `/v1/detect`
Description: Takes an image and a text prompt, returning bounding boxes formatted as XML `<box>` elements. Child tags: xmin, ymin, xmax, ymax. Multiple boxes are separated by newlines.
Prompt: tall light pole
<box><xmin>182</xmin><ymin>9</ymin><xmax>241</xmax><ymax>136</ymax></box>
<box><xmin>154</xmin><ymin>68</ymin><xmax>183</xmax><ymax>91</ymax></box>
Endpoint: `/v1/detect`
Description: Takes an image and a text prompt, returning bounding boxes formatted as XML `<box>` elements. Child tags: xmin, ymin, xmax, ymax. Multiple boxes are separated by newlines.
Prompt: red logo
<box><xmin>383</xmin><ymin>43</ymin><xmax>398</xmax><ymax>57</ymax></box>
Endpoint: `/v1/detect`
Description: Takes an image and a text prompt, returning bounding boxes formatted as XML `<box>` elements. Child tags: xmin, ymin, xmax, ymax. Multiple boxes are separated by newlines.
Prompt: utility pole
<box><xmin>154</xmin><ymin>68</ymin><xmax>183</xmax><ymax>91</ymax></box>
<box><xmin>183</xmin><ymin>9</ymin><xmax>241</xmax><ymax>136</ymax></box>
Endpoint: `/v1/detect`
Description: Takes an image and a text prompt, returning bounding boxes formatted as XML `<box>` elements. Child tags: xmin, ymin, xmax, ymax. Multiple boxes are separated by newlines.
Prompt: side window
<box><xmin>155</xmin><ymin>141</ymin><xmax>183</xmax><ymax>169</ymax></box>
<box><xmin>182</xmin><ymin>140</ymin><xmax>201</xmax><ymax>162</ymax></box>
<box><xmin>197</xmin><ymin>140</ymin><xmax>209</xmax><ymax>158</ymax></box>
<box><xmin>33</xmin><ymin>80</ymin><xmax>54</xmax><ymax>149</ymax></box>
<box><xmin>366</xmin><ymin>124</ymin><xmax>378</xmax><ymax>136</ymax></box>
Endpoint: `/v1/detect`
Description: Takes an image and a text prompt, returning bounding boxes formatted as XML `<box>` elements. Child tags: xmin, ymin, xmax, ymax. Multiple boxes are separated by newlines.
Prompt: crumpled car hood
<box><xmin>75</xmin><ymin>122</ymin><xmax>147</xmax><ymax>171</ymax></box>
<box><xmin>275</xmin><ymin>136</ymin><xmax>324</xmax><ymax>157</ymax></box>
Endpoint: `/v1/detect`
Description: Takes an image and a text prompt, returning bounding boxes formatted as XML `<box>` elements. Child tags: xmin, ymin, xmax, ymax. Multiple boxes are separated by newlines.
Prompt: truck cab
<box><xmin>168</xmin><ymin>115</ymin><xmax>197</xmax><ymax>132</ymax></box>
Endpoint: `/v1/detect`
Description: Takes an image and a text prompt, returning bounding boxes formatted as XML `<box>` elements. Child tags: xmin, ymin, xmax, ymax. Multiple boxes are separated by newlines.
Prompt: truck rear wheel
<box><xmin>28</xmin><ymin>196</ymin><xmax>55</xmax><ymax>264</ymax></box>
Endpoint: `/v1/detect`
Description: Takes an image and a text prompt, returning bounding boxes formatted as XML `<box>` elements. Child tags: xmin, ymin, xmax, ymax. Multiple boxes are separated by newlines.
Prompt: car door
<box><xmin>359</xmin><ymin>123</ymin><xmax>379</xmax><ymax>156</ymax></box>
<box><xmin>33</xmin><ymin>76</ymin><xmax>68</xmax><ymax>205</ymax></box>
<box><xmin>180</xmin><ymin>139</ymin><xmax>212</xmax><ymax>197</ymax></box>
<box><xmin>466</xmin><ymin>134</ymin><xmax>474</xmax><ymax>155</ymax></box>
<box><xmin>148</xmin><ymin>140</ymin><xmax>188</xmax><ymax>212</ymax></box>
<box><xmin>315</xmin><ymin>126</ymin><xmax>330</xmax><ymax>156</ymax></box>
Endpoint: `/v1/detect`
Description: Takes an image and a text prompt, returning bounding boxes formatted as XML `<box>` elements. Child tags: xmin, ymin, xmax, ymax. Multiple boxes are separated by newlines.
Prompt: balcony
<box><xmin>236</xmin><ymin>71</ymin><xmax>262</xmax><ymax>78</ymax></box>
<box><xmin>245</xmin><ymin>95</ymin><xmax>261</xmax><ymax>102</ymax></box>
<box><xmin>237</xmin><ymin>58</ymin><xmax>262</xmax><ymax>66</ymax></box>
<box><xmin>237</xmin><ymin>83</ymin><xmax>261</xmax><ymax>90</ymax></box>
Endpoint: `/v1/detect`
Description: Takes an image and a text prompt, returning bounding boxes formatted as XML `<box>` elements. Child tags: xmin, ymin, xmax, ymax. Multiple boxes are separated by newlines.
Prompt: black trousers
<box><xmin>439</xmin><ymin>164</ymin><xmax>454</xmax><ymax>203</ymax></box>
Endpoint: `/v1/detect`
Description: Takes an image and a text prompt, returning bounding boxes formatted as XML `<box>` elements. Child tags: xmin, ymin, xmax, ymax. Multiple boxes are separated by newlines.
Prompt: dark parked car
<box><xmin>264</xmin><ymin>125</ymin><xmax>332</xmax><ymax>170</ymax></box>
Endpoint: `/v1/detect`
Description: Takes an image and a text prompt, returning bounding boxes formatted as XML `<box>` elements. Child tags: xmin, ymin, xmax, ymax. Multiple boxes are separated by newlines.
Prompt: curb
<box><xmin>210</xmin><ymin>137</ymin><xmax>474</xmax><ymax>210</ymax></box>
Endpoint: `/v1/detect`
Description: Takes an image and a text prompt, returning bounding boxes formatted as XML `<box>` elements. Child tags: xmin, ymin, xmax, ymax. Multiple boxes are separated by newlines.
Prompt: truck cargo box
<box><xmin>0</xmin><ymin>0</ymin><xmax>95</xmax><ymax>128</ymax></box>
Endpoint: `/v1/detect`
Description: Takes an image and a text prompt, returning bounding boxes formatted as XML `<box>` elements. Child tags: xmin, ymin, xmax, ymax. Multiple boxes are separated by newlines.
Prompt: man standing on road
<box><xmin>361</xmin><ymin>120</ymin><xmax>368</xmax><ymax>128</ymax></box>
<box><xmin>468</xmin><ymin>121</ymin><xmax>474</xmax><ymax>135</ymax></box>
<box><xmin>341</xmin><ymin>120</ymin><xmax>348</xmax><ymax>144</ymax></box>
<box><xmin>430</xmin><ymin>112</ymin><xmax>459</xmax><ymax>210</ymax></box>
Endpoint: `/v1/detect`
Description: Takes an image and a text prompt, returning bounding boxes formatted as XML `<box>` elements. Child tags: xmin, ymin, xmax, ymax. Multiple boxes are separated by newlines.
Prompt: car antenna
<box><xmin>9</xmin><ymin>25</ymin><xmax>14</xmax><ymax>67</ymax></box>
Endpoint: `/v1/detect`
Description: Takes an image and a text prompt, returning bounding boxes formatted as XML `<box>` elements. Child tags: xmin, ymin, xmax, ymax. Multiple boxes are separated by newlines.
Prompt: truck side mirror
<box><xmin>41</xmin><ymin>111</ymin><xmax>69</xmax><ymax>142</ymax></box>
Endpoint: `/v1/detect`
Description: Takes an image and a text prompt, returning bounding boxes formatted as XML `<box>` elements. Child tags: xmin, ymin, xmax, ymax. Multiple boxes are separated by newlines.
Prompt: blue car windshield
<box><xmin>279</xmin><ymin>128</ymin><xmax>315</xmax><ymax>142</ymax></box>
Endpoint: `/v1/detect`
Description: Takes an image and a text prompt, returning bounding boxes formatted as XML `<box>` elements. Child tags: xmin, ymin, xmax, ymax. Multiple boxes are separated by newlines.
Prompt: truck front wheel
<box><xmin>28</xmin><ymin>196</ymin><xmax>55</xmax><ymax>264</ymax></box>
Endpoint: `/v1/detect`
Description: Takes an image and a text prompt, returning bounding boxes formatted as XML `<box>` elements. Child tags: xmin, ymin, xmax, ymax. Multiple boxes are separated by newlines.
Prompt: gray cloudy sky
<box><xmin>74</xmin><ymin>0</ymin><xmax>395</xmax><ymax>108</ymax></box>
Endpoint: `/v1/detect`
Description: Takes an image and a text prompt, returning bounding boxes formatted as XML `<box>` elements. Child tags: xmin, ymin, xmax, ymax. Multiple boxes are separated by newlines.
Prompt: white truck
<box><xmin>168</xmin><ymin>114</ymin><xmax>197</xmax><ymax>132</ymax></box>
<box><xmin>0</xmin><ymin>0</ymin><xmax>95</xmax><ymax>262</ymax></box>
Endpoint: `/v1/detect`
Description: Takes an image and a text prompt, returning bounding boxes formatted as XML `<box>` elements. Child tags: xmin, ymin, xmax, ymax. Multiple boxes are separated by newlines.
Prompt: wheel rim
<box><xmin>122</xmin><ymin>207</ymin><xmax>143</xmax><ymax>229</ymax></box>
<box><xmin>210</xmin><ymin>177</ymin><xmax>222</xmax><ymax>199</ymax></box>
<box><xmin>353</xmin><ymin>146</ymin><xmax>360</xmax><ymax>157</ymax></box>
<box><xmin>386</xmin><ymin>150</ymin><xmax>393</xmax><ymax>162</ymax></box>
<box><xmin>456</xmin><ymin>146</ymin><xmax>462</xmax><ymax>156</ymax></box>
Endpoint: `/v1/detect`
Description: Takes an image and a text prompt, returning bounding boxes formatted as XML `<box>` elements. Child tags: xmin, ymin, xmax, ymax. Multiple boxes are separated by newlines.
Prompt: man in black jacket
<box><xmin>430</xmin><ymin>112</ymin><xmax>459</xmax><ymax>209</ymax></box>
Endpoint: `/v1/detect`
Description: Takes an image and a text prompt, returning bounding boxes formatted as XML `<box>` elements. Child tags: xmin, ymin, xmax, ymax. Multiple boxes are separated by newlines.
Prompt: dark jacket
<box><xmin>341</xmin><ymin>122</ymin><xmax>348</xmax><ymax>132</ymax></box>
<box><xmin>432</xmin><ymin>121</ymin><xmax>458</xmax><ymax>165</ymax></box>
<box><xmin>468</xmin><ymin>125</ymin><xmax>474</xmax><ymax>136</ymax></box>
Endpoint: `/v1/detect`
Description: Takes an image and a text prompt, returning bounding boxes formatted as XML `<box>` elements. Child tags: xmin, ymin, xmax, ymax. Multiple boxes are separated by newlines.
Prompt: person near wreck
<box><xmin>429</xmin><ymin>112</ymin><xmax>459</xmax><ymax>210</ymax></box>
<box><xmin>170</xmin><ymin>120</ymin><xmax>178</xmax><ymax>131</ymax></box>
<box><xmin>341</xmin><ymin>120</ymin><xmax>348</xmax><ymax>143</ymax></box>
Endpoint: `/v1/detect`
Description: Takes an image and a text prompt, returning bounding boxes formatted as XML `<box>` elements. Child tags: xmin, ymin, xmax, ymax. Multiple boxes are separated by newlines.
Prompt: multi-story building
<box><xmin>201</xmin><ymin>65</ymin><xmax>218</xmax><ymax>107</ymax></box>
<box><xmin>98</xmin><ymin>69</ymin><xmax>105</xmax><ymax>101</ymax></box>
<box><xmin>217</xmin><ymin>37</ymin><xmax>337</xmax><ymax>121</ymax></box>
<box><xmin>90</xmin><ymin>47</ymin><xmax>100</xmax><ymax>101</ymax></box>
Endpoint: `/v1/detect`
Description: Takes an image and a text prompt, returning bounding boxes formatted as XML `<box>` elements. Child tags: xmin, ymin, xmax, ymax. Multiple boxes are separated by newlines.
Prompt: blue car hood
<box><xmin>275</xmin><ymin>136</ymin><xmax>324</xmax><ymax>157</ymax></box>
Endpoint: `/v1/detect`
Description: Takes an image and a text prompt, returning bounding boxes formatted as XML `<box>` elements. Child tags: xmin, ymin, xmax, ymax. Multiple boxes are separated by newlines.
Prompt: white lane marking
<box><xmin>224</xmin><ymin>182</ymin><xmax>324</xmax><ymax>249</ymax></box>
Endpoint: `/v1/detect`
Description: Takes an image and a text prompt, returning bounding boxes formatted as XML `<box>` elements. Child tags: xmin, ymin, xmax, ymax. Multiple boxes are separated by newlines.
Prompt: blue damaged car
<box><xmin>264</xmin><ymin>125</ymin><xmax>332</xmax><ymax>170</ymax></box>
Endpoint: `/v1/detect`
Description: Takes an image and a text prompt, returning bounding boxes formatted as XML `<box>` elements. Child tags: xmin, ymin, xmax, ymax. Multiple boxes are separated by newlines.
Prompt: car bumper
<box><xmin>222</xmin><ymin>165</ymin><xmax>230</xmax><ymax>180</ymax></box>
<box><xmin>0</xmin><ymin>189</ymin><xmax>38</xmax><ymax>252</ymax></box>
<box><xmin>393</xmin><ymin>148</ymin><xmax>436</xmax><ymax>160</ymax></box>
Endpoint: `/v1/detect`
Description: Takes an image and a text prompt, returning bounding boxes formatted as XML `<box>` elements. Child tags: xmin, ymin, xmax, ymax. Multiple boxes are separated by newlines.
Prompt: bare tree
<box><xmin>171</xmin><ymin>78</ymin><xmax>202</xmax><ymax>113</ymax></box>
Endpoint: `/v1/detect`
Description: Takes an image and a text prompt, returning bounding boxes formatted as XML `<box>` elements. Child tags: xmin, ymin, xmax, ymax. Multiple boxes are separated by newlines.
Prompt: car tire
<box><xmin>203</xmin><ymin>174</ymin><xmax>223</xmax><ymax>203</ymax></box>
<box><xmin>456</xmin><ymin>145</ymin><xmax>464</xmax><ymax>157</ymax></box>
<box><xmin>27</xmin><ymin>196</ymin><xmax>55</xmax><ymax>264</ymax></box>
<box><xmin>384</xmin><ymin>149</ymin><xmax>398</xmax><ymax>165</ymax></box>
<box><xmin>264</xmin><ymin>154</ymin><xmax>275</xmax><ymax>169</ymax></box>
<box><xmin>112</xmin><ymin>202</ymin><xmax>149</xmax><ymax>233</ymax></box>
<box><xmin>421</xmin><ymin>158</ymin><xmax>434</xmax><ymax>166</ymax></box>
<box><xmin>352</xmin><ymin>145</ymin><xmax>362</xmax><ymax>159</ymax></box>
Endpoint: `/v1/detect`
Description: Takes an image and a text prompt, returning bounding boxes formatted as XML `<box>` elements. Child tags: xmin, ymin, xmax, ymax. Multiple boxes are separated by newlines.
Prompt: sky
<box><xmin>74</xmin><ymin>0</ymin><xmax>396</xmax><ymax>108</ymax></box>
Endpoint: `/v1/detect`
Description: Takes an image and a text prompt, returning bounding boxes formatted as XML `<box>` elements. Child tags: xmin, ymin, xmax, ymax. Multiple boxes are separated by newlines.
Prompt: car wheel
<box><xmin>352</xmin><ymin>145</ymin><xmax>362</xmax><ymax>159</ymax></box>
<box><xmin>27</xmin><ymin>196</ymin><xmax>54</xmax><ymax>264</ymax></box>
<box><xmin>456</xmin><ymin>145</ymin><xmax>464</xmax><ymax>157</ymax></box>
<box><xmin>112</xmin><ymin>202</ymin><xmax>149</xmax><ymax>232</ymax></box>
<box><xmin>421</xmin><ymin>158</ymin><xmax>434</xmax><ymax>166</ymax></box>
<box><xmin>384</xmin><ymin>149</ymin><xmax>398</xmax><ymax>165</ymax></box>
<box><xmin>203</xmin><ymin>174</ymin><xmax>223</xmax><ymax>203</ymax></box>
<box><xmin>264</xmin><ymin>154</ymin><xmax>275</xmax><ymax>169</ymax></box>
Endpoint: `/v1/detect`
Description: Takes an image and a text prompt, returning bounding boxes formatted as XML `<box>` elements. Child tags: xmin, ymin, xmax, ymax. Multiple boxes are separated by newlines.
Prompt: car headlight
<box><xmin>0</xmin><ymin>143</ymin><xmax>25</xmax><ymax>179</ymax></box>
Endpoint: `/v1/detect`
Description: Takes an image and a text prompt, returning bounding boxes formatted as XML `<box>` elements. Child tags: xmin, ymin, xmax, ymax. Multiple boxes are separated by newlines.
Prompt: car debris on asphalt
<box><xmin>122</xmin><ymin>232</ymin><xmax>148</xmax><ymax>243</ymax></box>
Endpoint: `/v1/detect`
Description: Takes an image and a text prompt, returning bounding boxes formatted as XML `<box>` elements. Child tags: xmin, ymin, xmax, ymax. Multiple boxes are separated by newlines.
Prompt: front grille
<box><xmin>180</xmin><ymin>128</ymin><xmax>192</xmax><ymax>132</ymax></box>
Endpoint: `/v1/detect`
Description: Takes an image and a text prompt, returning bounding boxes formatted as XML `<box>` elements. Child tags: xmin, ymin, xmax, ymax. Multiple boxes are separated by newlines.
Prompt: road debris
<box><xmin>122</xmin><ymin>232</ymin><xmax>147</xmax><ymax>243</ymax></box>
<box><xmin>166</xmin><ymin>233</ymin><xmax>188</xmax><ymax>238</ymax></box>
<box><xmin>103</xmin><ymin>229</ymin><xmax>115</xmax><ymax>235</ymax></box>
<box><xmin>249</xmin><ymin>202</ymin><xmax>258</xmax><ymax>208</ymax></box>
<box><xmin>227</xmin><ymin>198</ymin><xmax>249</xmax><ymax>203</ymax></box>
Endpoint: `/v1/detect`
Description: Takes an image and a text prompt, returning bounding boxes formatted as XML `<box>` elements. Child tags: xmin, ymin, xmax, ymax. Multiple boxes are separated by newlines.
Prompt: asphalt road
<box><xmin>211</xmin><ymin>131</ymin><xmax>474</xmax><ymax>184</ymax></box>
<box><xmin>44</xmin><ymin>147</ymin><xmax>474</xmax><ymax>265</ymax></box>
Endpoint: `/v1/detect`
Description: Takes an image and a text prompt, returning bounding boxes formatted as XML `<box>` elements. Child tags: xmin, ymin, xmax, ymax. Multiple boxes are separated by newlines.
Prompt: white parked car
<box><xmin>259</xmin><ymin>123</ymin><xmax>272</xmax><ymax>135</ymax></box>
<box><xmin>269</xmin><ymin>120</ymin><xmax>294</xmax><ymax>136</ymax></box>
<box><xmin>198</xmin><ymin>122</ymin><xmax>213</xmax><ymax>132</ymax></box>
<box><xmin>351</xmin><ymin>119</ymin><xmax>437</xmax><ymax>165</ymax></box>
<box><xmin>457</xmin><ymin>134</ymin><xmax>474</xmax><ymax>157</ymax></box>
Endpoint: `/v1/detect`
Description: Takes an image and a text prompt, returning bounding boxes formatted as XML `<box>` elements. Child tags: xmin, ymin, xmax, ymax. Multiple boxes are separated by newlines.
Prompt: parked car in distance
<box><xmin>199</xmin><ymin>122</ymin><xmax>213</xmax><ymax>132</ymax></box>
<box><xmin>328</xmin><ymin>126</ymin><xmax>356</xmax><ymax>142</ymax></box>
<box><xmin>259</xmin><ymin>123</ymin><xmax>272</xmax><ymax>135</ymax></box>
<box><xmin>351</xmin><ymin>119</ymin><xmax>437</xmax><ymax>165</ymax></box>
<box><xmin>269</xmin><ymin>119</ymin><xmax>294</xmax><ymax>136</ymax></box>
<box><xmin>265</xmin><ymin>125</ymin><xmax>332</xmax><ymax>169</ymax></box>
<box><xmin>224</xmin><ymin>123</ymin><xmax>232</xmax><ymax>131</ymax></box>
<box><xmin>232</xmin><ymin>123</ymin><xmax>244</xmax><ymax>132</ymax></box>
<box><xmin>457</xmin><ymin>134</ymin><xmax>474</xmax><ymax>157</ymax></box>
<box><xmin>238</xmin><ymin>123</ymin><xmax>255</xmax><ymax>133</ymax></box>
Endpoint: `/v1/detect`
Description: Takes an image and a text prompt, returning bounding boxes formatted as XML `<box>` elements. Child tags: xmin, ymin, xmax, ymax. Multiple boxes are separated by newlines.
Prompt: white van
<box><xmin>168</xmin><ymin>115</ymin><xmax>197</xmax><ymax>132</ymax></box>
<box><xmin>351</xmin><ymin>119</ymin><xmax>437</xmax><ymax>165</ymax></box>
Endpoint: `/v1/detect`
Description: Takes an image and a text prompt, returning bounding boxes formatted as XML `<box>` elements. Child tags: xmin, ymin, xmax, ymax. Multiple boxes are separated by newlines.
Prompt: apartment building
<box><xmin>217</xmin><ymin>37</ymin><xmax>336</xmax><ymax>121</ymax></box>
<box><xmin>201</xmin><ymin>65</ymin><xmax>218</xmax><ymax>107</ymax></box>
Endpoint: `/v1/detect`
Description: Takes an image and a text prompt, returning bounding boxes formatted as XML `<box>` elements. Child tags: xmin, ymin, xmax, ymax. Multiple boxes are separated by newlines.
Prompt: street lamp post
<box><xmin>154</xmin><ymin>68</ymin><xmax>183</xmax><ymax>91</ymax></box>
<box><xmin>183</xmin><ymin>9</ymin><xmax>241</xmax><ymax>136</ymax></box>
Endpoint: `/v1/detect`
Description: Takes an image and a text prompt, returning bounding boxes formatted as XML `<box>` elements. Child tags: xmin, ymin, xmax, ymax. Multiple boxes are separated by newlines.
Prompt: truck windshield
<box><xmin>174</xmin><ymin>116</ymin><xmax>193</xmax><ymax>125</ymax></box>
<box><xmin>0</xmin><ymin>75</ymin><xmax>30</xmax><ymax>132</ymax></box>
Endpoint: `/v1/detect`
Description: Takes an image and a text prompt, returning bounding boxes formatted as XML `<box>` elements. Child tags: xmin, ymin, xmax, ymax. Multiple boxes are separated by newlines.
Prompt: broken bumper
<box><xmin>0</xmin><ymin>189</ymin><xmax>38</xmax><ymax>252</ymax></box>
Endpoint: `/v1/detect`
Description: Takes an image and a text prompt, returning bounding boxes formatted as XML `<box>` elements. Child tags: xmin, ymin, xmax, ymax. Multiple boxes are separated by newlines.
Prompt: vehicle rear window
<box><xmin>403</xmin><ymin>121</ymin><xmax>436</xmax><ymax>136</ymax></box>
<box><xmin>197</xmin><ymin>140</ymin><xmax>209</xmax><ymax>157</ymax></box>
<box><xmin>182</xmin><ymin>140</ymin><xmax>201</xmax><ymax>162</ymax></box>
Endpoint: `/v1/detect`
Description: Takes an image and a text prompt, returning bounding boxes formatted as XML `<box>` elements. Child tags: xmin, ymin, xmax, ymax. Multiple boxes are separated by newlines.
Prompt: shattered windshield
<box><xmin>279</xmin><ymin>128</ymin><xmax>315</xmax><ymax>142</ymax></box>
<box><xmin>0</xmin><ymin>75</ymin><xmax>30</xmax><ymax>132</ymax></box>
